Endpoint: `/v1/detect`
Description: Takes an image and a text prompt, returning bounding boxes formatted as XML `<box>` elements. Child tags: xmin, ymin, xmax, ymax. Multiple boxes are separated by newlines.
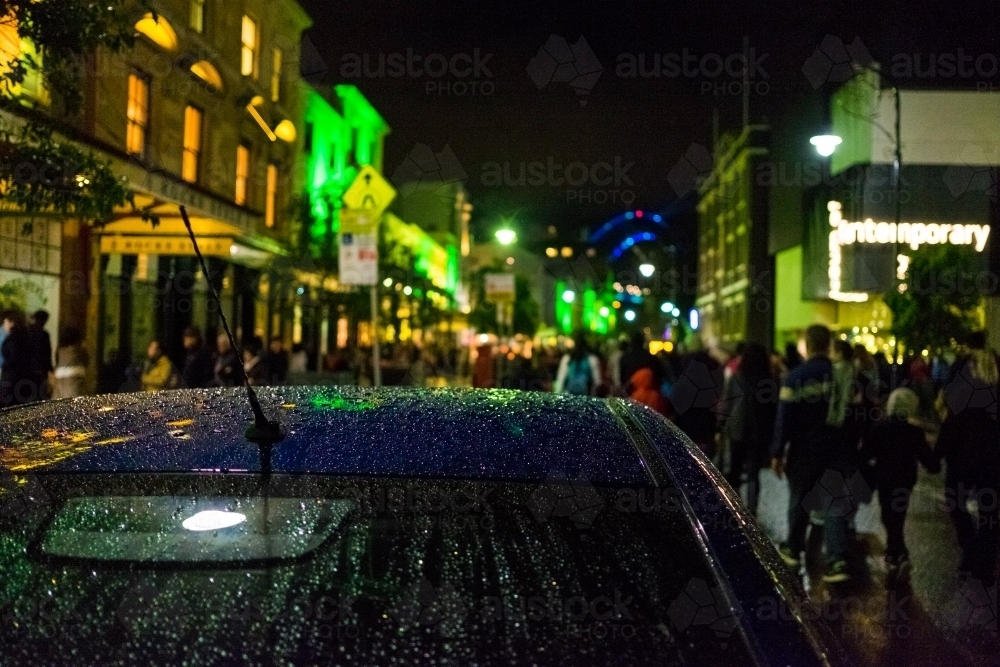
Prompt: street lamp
<box><xmin>660</xmin><ymin>301</ymin><xmax>674</xmax><ymax>313</ymax></box>
<box><xmin>638</xmin><ymin>263</ymin><xmax>655</xmax><ymax>277</ymax></box>
<box><xmin>561</xmin><ymin>289</ymin><xmax>576</xmax><ymax>303</ymax></box>
<box><xmin>495</xmin><ymin>228</ymin><xmax>517</xmax><ymax>245</ymax></box>
<box><xmin>624</xmin><ymin>310</ymin><xmax>636</xmax><ymax>322</ymax></box>
<box><xmin>809</xmin><ymin>134</ymin><xmax>842</xmax><ymax>157</ymax></box>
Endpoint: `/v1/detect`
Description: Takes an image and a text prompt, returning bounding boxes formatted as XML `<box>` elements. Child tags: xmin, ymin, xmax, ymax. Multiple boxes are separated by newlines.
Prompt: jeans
<box><xmin>786</xmin><ymin>446</ymin><xmax>854</xmax><ymax>565</ymax></box>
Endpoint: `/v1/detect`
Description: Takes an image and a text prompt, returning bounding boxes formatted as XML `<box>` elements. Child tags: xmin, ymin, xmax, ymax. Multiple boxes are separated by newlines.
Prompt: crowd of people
<box><xmin>124</xmin><ymin>328</ymin><xmax>292</xmax><ymax>392</ymax></box>
<box><xmin>0</xmin><ymin>309</ymin><xmax>296</xmax><ymax>406</ymax></box>
<box><xmin>483</xmin><ymin>324</ymin><xmax>999</xmax><ymax>586</ymax></box>
<box><xmin>4</xmin><ymin>305</ymin><xmax>999</xmax><ymax>586</ymax></box>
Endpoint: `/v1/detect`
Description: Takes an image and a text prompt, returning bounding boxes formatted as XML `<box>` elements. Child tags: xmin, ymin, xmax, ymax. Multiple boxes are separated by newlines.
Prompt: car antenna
<box><xmin>179</xmin><ymin>206</ymin><xmax>284</xmax><ymax>473</ymax></box>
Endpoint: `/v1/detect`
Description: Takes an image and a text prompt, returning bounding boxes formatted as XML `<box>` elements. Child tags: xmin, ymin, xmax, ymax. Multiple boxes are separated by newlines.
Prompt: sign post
<box><xmin>339</xmin><ymin>166</ymin><xmax>396</xmax><ymax>387</ymax></box>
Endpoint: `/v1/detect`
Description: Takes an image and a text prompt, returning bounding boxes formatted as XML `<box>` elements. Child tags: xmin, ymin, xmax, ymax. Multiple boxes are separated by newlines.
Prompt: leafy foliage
<box><xmin>0</xmin><ymin>123</ymin><xmax>131</xmax><ymax>224</ymax></box>
<box><xmin>0</xmin><ymin>0</ymin><xmax>138</xmax><ymax>113</ymax></box>
<box><xmin>0</xmin><ymin>0</ymin><xmax>140</xmax><ymax>223</ymax></box>
<box><xmin>885</xmin><ymin>244</ymin><xmax>983</xmax><ymax>353</ymax></box>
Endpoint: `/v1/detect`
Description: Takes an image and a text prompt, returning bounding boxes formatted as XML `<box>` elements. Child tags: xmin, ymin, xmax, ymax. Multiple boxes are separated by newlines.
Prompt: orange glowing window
<box><xmin>126</xmin><ymin>73</ymin><xmax>150</xmax><ymax>156</ymax></box>
<box><xmin>182</xmin><ymin>105</ymin><xmax>203</xmax><ymax>183</ymax></box>
<box><xmin>235</xmin><ymin>143</ymin><xmax>250</xmax><ymax>206</ymax></box>
<box><xmin>265</xmin><ymin>164</ymin><xmax>278</xmax><ymax>227</ymax></box>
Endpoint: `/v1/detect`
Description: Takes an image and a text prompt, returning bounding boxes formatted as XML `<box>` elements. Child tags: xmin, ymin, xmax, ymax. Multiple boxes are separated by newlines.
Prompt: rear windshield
<box><xmin>0</xmin><ymin>473</ymin><xmax>754</xmax><ymax>666</ymax></box>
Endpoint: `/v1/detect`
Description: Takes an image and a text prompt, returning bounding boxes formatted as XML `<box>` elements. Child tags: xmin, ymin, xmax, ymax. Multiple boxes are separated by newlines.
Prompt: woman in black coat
<box><xmin>0</xmin><ymin>310</ymin><xmax>39</xmax><ymax>407</ymax></box>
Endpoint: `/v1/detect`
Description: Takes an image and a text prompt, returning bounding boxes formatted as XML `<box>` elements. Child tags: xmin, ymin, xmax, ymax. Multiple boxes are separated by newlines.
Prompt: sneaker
<box><xmin>823</xmin><ymin>560</ymin><xmax>850</xmax><ymax>584</ymax></box>
<box><xmin>777</xmin><ymin>544</ymin><xmax>801</xmax><ymax>569</ymax></box>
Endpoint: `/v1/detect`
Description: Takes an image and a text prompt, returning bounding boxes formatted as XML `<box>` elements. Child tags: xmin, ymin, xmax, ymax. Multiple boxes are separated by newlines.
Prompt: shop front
<box><xmin>92</xmin><ymin>165</ymin><xmax>287</xmax><ymax>392</ymax></box>
<box><xmin>775</xmin><ymin>163</ymin><xmax>998</xmax><ymax>355</ymax></box>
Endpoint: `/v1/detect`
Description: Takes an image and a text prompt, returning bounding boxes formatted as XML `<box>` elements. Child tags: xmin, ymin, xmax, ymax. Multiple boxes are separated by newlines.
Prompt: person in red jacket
<box><xmin>629</xmin><ymin>367</ymin><xmax>672</xmax><ymax>417</ymax></box>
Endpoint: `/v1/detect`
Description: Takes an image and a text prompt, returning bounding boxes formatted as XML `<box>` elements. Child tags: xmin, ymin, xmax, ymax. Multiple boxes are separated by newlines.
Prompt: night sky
<box><xmin>297</xmin><ymin>0</ymin><xmax>1000</xmax><ymax>252</ymax></box>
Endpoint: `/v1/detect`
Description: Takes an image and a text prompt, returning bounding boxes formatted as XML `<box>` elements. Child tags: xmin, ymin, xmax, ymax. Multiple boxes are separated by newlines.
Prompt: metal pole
<box><xmin>370</xmin><ymin>284</ymin><xmax>382</xmax><ymax>387</ymax></box>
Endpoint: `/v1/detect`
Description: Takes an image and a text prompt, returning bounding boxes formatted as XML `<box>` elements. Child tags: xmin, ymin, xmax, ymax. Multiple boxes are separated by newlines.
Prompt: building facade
<box><xmin>774</xmin><ymin>71</ymin><xmax>1000</xmax><ymax>353</ymax></box>
<box><xmin>695</xmin><ymin>125</ymin><xmax>774</xmax><ymax>349</ymax></box>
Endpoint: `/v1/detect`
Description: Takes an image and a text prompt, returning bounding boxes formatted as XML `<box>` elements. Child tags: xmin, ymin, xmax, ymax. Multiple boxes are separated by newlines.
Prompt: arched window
<box><xmin>135</xmin><ymin>13</ymin><xmax>178</xmax><ymax>51</ymax></box>
<box><xmin>189</xmin><ymin>60</ymin><xmax>223</xmax><ymax>91</ymax></box>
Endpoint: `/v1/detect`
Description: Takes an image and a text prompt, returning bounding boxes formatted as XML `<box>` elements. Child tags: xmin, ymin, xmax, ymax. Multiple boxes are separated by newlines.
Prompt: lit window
<box><xmin>126</xmin><ymin>73</ymin><xmax>150</xmax><ymax>156</ymax></box>
<box><xmin>135</xmin><ymin>13</ymin><xmax>178</xmax><ymax>51</ymax></box>
<box><xmin>235</xmin><ymin>143</ymin><xmax>250</xmax><ymax>205</ymax></box>
<box><xmin>240</xmin><ymin>16</ymin><xmax>258</xmax><ymax>78</ymax></box>
<box><xmin>265</xmin><ymin>164</ymin><xmax>278</xmax><ymax>227</ymax></box>
<box><xmin>190</xmin><ymin>0</ymin><xmax>205</xmax><ymax>33</ymax></box>
<box><xmin>182</xmin><ymin>105</ymin><xmax>203</xmax><ymax>183</ymax></box>
<box><xmin>270</xmin><ymin>47</ymin><xmax>282</xmax><ymax>102</ymax></box>
<box><xmin>189</xmin><ymin>60</ymin><xmax>222</xmax><ymax>91</ymax></box>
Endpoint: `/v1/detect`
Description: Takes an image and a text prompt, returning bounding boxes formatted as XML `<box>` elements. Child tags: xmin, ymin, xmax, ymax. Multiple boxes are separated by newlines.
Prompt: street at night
<box><xmin>1</xmin><ymin>0</ymin><xmax>999</xmax><ymax>665</ymax></box>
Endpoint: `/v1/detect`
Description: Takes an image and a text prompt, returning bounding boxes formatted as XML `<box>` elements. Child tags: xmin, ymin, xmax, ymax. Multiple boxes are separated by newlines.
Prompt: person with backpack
<box><xmin>554</xmin><ymin>332</ymin><xmax>601</xmax><ymax>396</ymax></box>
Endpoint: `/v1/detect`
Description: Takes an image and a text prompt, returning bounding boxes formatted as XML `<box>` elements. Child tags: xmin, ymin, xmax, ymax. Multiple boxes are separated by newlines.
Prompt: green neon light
<box><xmin>555</xmin><ymin>280</ymin><xmax>573</xmax><ymax>334</ymax></box>
<box><xmin>310</xmin><ymin>393</ymin><xmax>378</xmax><ymax>411</ymax></box>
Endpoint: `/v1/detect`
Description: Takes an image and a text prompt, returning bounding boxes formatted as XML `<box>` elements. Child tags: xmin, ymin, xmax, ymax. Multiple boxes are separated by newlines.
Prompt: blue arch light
<box><xmin>611</xmin><ymin>232</ymin><xmax>659</xmax><ymax>259</ymax></box>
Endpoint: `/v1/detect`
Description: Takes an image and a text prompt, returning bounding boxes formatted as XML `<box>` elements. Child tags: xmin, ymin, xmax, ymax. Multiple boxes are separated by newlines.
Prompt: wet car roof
<box><xmin>0</xmin><ymin>387</ymin><xmax>655</xmax><ymax>484</ymax></box>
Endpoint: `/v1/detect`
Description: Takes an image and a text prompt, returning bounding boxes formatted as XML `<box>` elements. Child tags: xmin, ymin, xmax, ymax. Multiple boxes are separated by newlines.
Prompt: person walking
<box><xmin>554</xmin><ymin>332</ymin><xmax>601</xmax><ymax>395</ymax></box>
<box><xmin>718</xmin><ymin>342</ymin><xmax>777</xmax><ymax>514</ymax></box>
<box><xmin>52</xmin><ymin>326</ymin><xmax>88</xmax><ymax>399</ymax></box>
<box><xmin>0</xmin><ymin>309</ymin><xmax>37</xmax><ymax>406</ymax></box>
<box><xmin>180</xmin><ymin>327</ymin><xmax>213</xmax><ymax>389</ymax></box>
<box><xmin>937</xmin><ymin>330</ymin><xmax>1000</xmax><ymax>582</ymax></box>
<box><xmin>140</xmin><ymin>340</ymin><xmax>178</xmax><ymax>392</ymax></box>
<box><xmin>860</xmin><ymin>387</ymin><xmax>940</xmax><ymax>584</ymax></box>
<box><xmin>212</xmin><ymin>333</ymin><xmax>240</xmax><ymax>387</ymax></box>
<box><xmin>771</xmin><ymin>324</ymin><xmax>852</xmax><ymax>583</ymax></box>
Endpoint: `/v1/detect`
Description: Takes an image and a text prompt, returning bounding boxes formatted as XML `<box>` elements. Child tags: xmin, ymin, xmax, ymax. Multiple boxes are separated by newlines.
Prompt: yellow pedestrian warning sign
<box><xmin>342</xmin><ymin>165</ymin><xmax>396</xmax><ymax>216</ymax></box>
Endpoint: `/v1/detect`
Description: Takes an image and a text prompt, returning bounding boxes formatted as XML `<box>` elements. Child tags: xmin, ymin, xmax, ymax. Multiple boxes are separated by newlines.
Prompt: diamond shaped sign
<box><xmin>342</xmin><ymin>165</ymin><xmax>397</xmax><ymax>217</ymax></box>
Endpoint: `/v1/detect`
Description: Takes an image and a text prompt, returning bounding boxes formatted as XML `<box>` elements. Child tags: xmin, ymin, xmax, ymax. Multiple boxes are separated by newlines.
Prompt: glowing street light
<box><xmin>638</xmin><ymin>263</ymin><xmax>655</xmax><ymax>277</ymax></box>
<box><xmin>660</xmin><ymin>301</ymin><xmax>674</xmax><ymax>313</ymax></box>
<box><xmin>599</xmin><ymin>306</ymin><xmax>610</xmax><ymax>317</ymax></box>
<box><xmin>495</xmin><ymin>228</ymin><xmax>517</xmax><ymax>245</ymax></box>
<box><xmin>561</xmin><ymin>290</ymin><xmax>576</xmax><ymax>303</ymax></box>
<box><xmin>689</xmin><ymin>309</ymin><xmax>700</xmax><ymax>330</ymax></box>
<box><xmin>810</xmin><ymin>134</ymin><xmax>842</xmax><ymax>157</ymax></box>
<box><xmin>671</xmin><ymin>307</ymin><xmax>680</xmax><ymax>317</ymax></box>
<box><xmin>624</xmin><ymin>310</ymin><xmax>636</xmax><ymax>322</ymax></box>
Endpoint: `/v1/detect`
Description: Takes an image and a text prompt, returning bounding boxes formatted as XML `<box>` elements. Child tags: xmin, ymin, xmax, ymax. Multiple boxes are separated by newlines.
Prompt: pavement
<box><xmin>753</xmin><ymin>469</ymin><xmax>999</xmax><ymax>667</ymax></box>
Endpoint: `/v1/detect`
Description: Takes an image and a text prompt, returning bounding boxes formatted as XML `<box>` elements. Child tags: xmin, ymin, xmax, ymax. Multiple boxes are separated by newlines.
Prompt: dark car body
<box><xmin>0</xmin><ymin>387</ymin><xmax>843</xmax><ymax>666</ymax></box>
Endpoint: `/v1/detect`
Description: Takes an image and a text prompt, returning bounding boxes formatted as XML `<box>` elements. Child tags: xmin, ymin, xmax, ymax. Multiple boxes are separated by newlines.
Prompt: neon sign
<box><xmin>826</xmin><ymin>201</ymin><xmax>991</xmax><ymax>302</ymax></box>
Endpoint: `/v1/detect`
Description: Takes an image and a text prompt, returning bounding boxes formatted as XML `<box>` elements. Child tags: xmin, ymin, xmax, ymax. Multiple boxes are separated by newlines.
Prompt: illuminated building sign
<box><xmin>828</xmin><ymin>201</ymin><xmax>990</xmax><ymax>252</ymax></box>
<box><xmin>826</xmin><ymin>200</ymin><xmax>991</xmax><ymax>302</ymax></box>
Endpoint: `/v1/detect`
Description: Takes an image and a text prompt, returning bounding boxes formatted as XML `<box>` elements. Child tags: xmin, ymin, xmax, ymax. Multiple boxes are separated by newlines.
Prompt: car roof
<box><xmin>0</xmin><ymin>387</ymin><xmax>660</xmax><ymax>484</ymax></box>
